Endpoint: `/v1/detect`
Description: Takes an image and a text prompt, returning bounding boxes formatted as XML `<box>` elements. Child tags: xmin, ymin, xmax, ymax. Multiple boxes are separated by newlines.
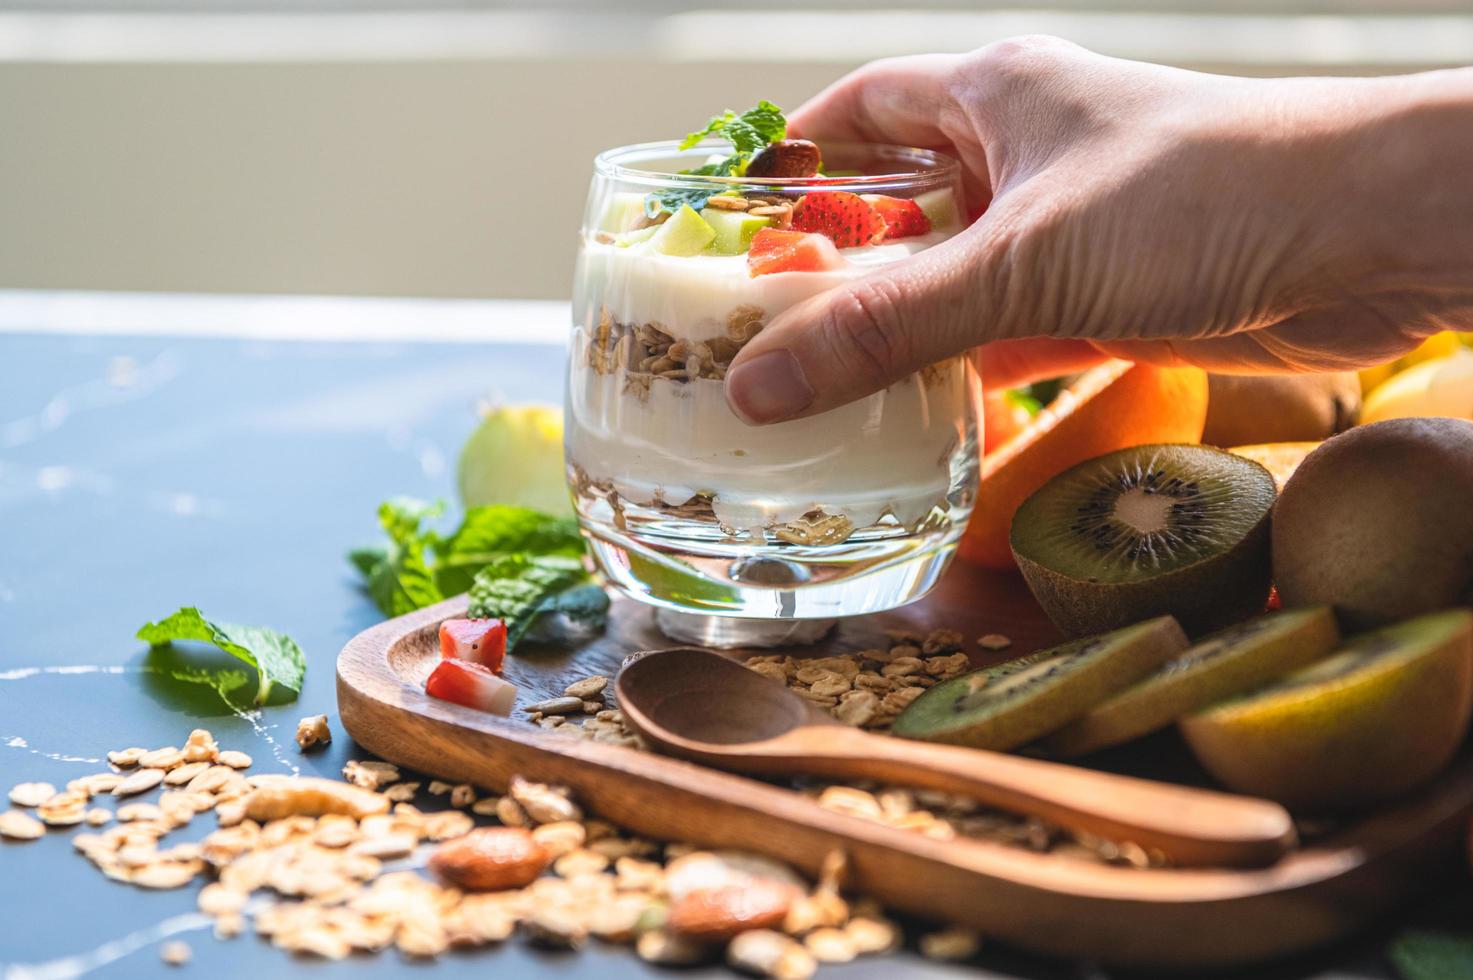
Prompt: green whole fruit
<box><xmin>1010</xmin><ymin>444</ymin><xmax>1277</xmax><ymax>637</ymax></box>
<box><xmin>458</xmin><ymin>404</ymin><xmax>573</xmax><ymax>517</ymax></box>
<box><xmin>1272</xmin><ymin>417</ymin><xmax>1473</xmax><ymax>629</ymax></box>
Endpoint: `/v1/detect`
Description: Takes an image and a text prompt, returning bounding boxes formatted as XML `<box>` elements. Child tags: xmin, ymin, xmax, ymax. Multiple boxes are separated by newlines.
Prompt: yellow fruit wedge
<box><xmin>1358</xmin><ymin>331</ymin><xmax>1469</xmax><ymax>395</ymax></box>
<box><xmin>1042</xmin><ymin>607</ymin><xmax>1338</xmax><ymax>757</ymax></box>
<box><xmin>1360</xmin><ymin>348</ymin><xmax>1473</xmax><ymax>424</ymax></box>
<box><xmin>1180</xmin><ymin>609</ymin><xmax>1473</xmax><ymax>811</ymax></box>
<box><xmin>1227</xmin><ymin>441</ymin><xmax>1320</xmax><ymax>491</ymax></box>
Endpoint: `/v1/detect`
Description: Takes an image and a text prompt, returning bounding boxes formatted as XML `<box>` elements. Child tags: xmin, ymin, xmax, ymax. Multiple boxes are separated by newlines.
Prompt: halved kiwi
<box><xmin>1041</xmin><ymin>606</ymin><xmax>1339</xmax><ymax>757</ymax></box>
<box><xmin>1010</xmin><ymin>444</ymin><xmax>1276</xmax><ymax>636</ymax></box>
<box><xmin>1181</xmin><ymin>609</ymin><xmax>1473</xmax><ymax>811</ymax></box>
<box><xmin>891</xmin><ymin>616</ymin><xmax>1188</xmax><ymax>750</ymax></box>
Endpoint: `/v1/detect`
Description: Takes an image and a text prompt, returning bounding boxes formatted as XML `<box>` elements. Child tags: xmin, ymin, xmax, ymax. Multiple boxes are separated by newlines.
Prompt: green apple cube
<box><xmin>613</xmin><ymin>226</ymin><xmax>659</xmax><ymax>248</ymax></box>
<box><xmin>648</xmin><ymin>205</ymin><xmax>716</xmax><ymax>256</ymax></box>
<box><xmin>597</xmin><ymin>192</ymin><xmax>651</xmax><ymax>233</ymax></box>
<box><xmin>914</xmin><ymin>188</ymin><xmax>962</xmax><ymax>231</ymax></box>
<box><xmin>700</xmin><ymin>208</ymin><xmax>772</xmax><ymax>255</ymax></box>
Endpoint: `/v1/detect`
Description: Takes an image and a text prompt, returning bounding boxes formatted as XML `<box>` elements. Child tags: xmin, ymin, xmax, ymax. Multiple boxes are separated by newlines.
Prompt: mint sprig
<box><xmin>647</xmin><ymin>100</ymin><xmax>787</xmax><ymax>217</ymax></box>
<box><xmin>350</xmin><ymin>499</ymin><xmax>600</xmax><ymax>651</ymax></box>
<box><xmin>136</xmin><ymin>607</ymin><xmax>306</xmax><ymax>706</ymax></box>
<box><xmin>679</xmin><ymin>100</ymin><xmax>786</xmax><ymax>156</ymax></box>
<box><xmin>467</xmin><ymin>554</ymin><xmax>608</xmax><ymax>648</ymax></box>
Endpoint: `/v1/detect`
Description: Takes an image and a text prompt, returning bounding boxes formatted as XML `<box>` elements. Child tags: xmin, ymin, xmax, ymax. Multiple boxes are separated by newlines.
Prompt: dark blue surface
<box><xmin>0</xmin><ymin>329</ymin><xmax>1460</xmax><ymax>979</ymax></box>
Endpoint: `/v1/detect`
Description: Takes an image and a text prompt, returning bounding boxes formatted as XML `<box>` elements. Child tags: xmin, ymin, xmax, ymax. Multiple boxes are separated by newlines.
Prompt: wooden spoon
<box><xmin>616</xmin><ymin>647</ymin><xmax>1296</xmax><ymax>868</ymax></box>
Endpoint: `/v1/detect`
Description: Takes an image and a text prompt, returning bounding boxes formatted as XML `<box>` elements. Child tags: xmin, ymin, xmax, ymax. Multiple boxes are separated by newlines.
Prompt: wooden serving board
<box><xmin>337</xmin><ymin>562</ymin><xmax>1473</xmax><ymax>969</ymax></box>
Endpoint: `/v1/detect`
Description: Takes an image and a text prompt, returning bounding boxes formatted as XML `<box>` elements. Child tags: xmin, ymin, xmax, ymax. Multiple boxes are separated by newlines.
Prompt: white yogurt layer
<box><xmin>574</xmin><ymin>231</ymin><xmax>950</xmax><ymax>344</ymax></box>
<box><xmin>566</xmin><ymin>229</ymin><xmax>975</xmax><ymax>534</ymax></box>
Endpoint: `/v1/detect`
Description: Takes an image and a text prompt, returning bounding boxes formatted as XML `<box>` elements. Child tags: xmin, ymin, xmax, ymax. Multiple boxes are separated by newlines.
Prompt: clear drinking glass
<box><xmin>566</xmin><ymin>139</ymin><xmax>981</xmax><ymax>638</ymax></box>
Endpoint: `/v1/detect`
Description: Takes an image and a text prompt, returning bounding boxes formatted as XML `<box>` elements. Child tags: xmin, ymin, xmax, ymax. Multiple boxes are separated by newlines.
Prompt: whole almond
<box><xmin>744</xmin><ymin>139</ymin><xmax>821</xmax><ymax>179</ymax></box>
<box><xmin>428</xmin><ymin>827</ymin><xmax>549</xmax><ymax>891</ymax></box>
<box><xmin>667</xmin><ymin>879</ymin><xmax>795</xmax><ymax>942</ymax></box>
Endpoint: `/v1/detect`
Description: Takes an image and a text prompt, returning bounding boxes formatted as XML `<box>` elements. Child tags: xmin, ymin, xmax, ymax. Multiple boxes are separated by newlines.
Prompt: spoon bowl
<box><xmin>616</xmin><ymin>647</ymin><xmax>1296</xmax><ymax>868</ymax></box>
<box><xmin>619</xmin><ymin>647</ymin><xmax>824</xmax><ymax>747</ymax></box>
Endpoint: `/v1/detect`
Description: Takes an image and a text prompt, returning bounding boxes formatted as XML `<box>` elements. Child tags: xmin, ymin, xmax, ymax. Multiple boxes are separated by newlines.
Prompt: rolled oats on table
<box><xmin>1</xmin><ymin>618</ymin><xmax>1184</xmax><ymax>976</ymax></box>
<box><xmin>295</xmin><ymin>714</ymin><xmax>332</xmax><ymax>751</ymax></box>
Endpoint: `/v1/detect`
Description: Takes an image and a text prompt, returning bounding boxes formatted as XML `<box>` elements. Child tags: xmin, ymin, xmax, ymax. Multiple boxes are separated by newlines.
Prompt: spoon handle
<box><xmin>802</xmin><ymin>728</ymin><xmax>1295</xmax><ymax>867</ymax></box>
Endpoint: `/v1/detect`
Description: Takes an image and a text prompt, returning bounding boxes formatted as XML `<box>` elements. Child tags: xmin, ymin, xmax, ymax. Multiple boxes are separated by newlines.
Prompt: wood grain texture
<box><xmin>615</xmin><ymin>646</ymin><xmax>1296</xmax><ymax>869</ymax></box>
<box><xmin>338</xmin><ymin>564</ymin><xmax>1473</xmax><ymax>968</ymax></box>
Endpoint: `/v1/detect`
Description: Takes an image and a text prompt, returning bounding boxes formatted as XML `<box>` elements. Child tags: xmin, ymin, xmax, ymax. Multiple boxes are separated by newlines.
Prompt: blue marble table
<box><xmin>0</xmin><ymin>293</ymin><xmax>1460</xmax><ymax>979</ymax></box>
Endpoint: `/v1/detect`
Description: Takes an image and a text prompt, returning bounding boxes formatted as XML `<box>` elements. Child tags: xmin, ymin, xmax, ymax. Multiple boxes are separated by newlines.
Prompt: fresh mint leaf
<box><xmin>136</xmin><ymin>607</ymin><xmax>306</xmax><ymax>706</ymax></box>
<box><xmin>680</xmin><ymin>109</ymin><xmax>737</xmax><ymax>151</ymax></box>
<box><xmin>347</xmin><ymin>545</ymin><xmax>388</xmax><ymax>580</ymax></box>
<box><xmin>358</xmin><ymin>498</ymin><xmax>447</xmax><ymax>617</ymax></box>
<box><xmin>645</xmin><ymin>185</ymin><xmax>722</xmax><ymax>219</ymax></box>
<box><xmin>144</xmin><ymin>645</ymin><xmax>252</xmax><ymax>709</ymax></box>
<box><xmin>679</xmin><ymin>101</ymin><xmax>785</xmax><ymax>155</ymax></box>
<box><xmin>433</xmin><ymin>506</ymin><xmax>583</xmax><ymax>597</ymax></box>
<box><xmin>524</xmin><ymin>583</ymin><xmax>611</xmax><ymax>646</ymax></box>
<box><xmin>735</xmin><ymin>100</ymin><xmax>786</xmax><ymax>149</ymax></box>
<box><xmin>651</xmin><ymin>101</ymin><xmax>787</xmax><ymax>216</ymax></box>
<box><xmin>350</xmin><ymin>499</ymin><xmax>596</xmax><ymax>625</ymax></box>
<box><xmin>1390</xmin><ymin>931</ymin><xmax>1473</xmax><ymax>980</ymax></box>
<box><xmin>467</xmin><ymin>554</ymin><xmax>595</xmax><ymax>648</ymax></box>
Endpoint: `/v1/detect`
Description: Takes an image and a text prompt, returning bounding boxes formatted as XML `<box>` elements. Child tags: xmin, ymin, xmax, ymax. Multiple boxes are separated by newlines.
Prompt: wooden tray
<box><xmin>337</xmin><ymin>562</ymin><xmax>1473</xmax><ymax>969</ymax></box>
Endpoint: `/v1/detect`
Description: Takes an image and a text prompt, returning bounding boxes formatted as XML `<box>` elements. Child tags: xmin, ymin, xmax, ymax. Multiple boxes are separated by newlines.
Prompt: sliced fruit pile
<box><xmin>925</xmin><ymin>413</ymin><xmax>1473</xmax><ymax>811</ymax></box>
<box><xmin>1042</xmin><ymin>606</ymin><xmax>1340</xmax><ymax>757</ymax></box>
<box><xmin>599</xmin><ymin>186</ymin><xmax>959</xmax><ymax>275</ymax></box>
<box><xmin>1182</xmin><ymin>609</ymin><xmax>1473</xmax><ymax>810</ymax></box>
<box><xmin>891</xmin><ymin>616</ymin><xmax>1188</xmax><ymax>751</ymax></box>
<box><xmin>892</xmin><ymin>606</ymin><xmax>1473</xmax><ymax>812</ymax></box>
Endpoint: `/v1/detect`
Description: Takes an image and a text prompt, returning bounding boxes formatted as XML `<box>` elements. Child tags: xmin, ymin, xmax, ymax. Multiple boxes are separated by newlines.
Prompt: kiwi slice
<box><xmin>1010</xmin><ymin>444</ymin><xmax>1276</xmax><ymax>637</ymax></box>
<box><xmin>891</xmin><ymin>616</ymin><xmax>1188</xmax><ymax>750</ymax></box>
<box><xmin>1041</xmin><ymin>606</ymin><xmax>1339</xmax><ymax>757</ymax></box>
<box><xmin>1181</xmin><ymin>609</ymin><xmax>1473</xmax><ymax>811</ymax></box>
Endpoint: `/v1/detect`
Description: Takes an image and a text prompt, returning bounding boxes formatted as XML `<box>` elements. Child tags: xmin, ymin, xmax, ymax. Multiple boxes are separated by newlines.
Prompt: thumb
<box><xmin>723</xmin><ymin>233</ymin><xmax>993</xmax><ymax>425</ymax></box>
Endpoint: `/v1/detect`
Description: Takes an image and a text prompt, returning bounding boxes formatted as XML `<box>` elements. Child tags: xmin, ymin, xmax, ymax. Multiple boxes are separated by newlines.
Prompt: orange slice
<box><xmin>959</xmin><ymin>361</ymin><xmax>1209</xmax><ymax>569</ymax></box>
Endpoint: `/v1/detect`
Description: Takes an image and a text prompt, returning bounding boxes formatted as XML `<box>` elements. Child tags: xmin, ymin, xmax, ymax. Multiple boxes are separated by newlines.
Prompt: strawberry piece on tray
<box><xmin>439</xmin><ymin>617</ymin><xmax>507</xmax><ymax>672</ymax></box>
<box><xmin>791</xmin><ymin>190</ymin><xmax>887</xmax><ymax>247</ymax></box>
<box><xmin>862</xmin><ymin>194</ymin><xmax>932</xmax><ymax>239</ymax></box>
<box><xmin>425</xmin><ymin>659</ymin><xmax>517</xmax><ymax>716</ymax></box>
<box><xmin>747</xmin><ymin>228</ymin><xmax>845</xmax><ymax>276</ymax></box>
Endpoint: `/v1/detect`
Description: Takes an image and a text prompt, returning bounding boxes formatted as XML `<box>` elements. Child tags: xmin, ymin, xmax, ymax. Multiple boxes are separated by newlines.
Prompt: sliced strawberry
<box><xmin>861</xmin><ymin>195</ymin><xmax>931</xmax><ymax>239</ymax></box>
<box><xmin>438</xmin><ymin>617</ymin><xmax>507</xmax><ymax>672</ymax></box>
<box><xmin>425</xmin><ymin>659</ymin><xmax>517</xmax><ymax>716</ymax></box>
<box><xmin>791</xmin><ymin>191</ymin><xmax>886</xmax><ymax>247</ymax></box>
<box><xmin>747</xmin><ymin>229</ymin><xmax>845</xmax><ymax>277</ymax></box>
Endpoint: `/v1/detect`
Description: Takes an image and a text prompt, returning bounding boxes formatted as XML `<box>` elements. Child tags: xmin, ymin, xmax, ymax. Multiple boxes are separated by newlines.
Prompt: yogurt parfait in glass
<box><xmin>567</xmin><ymin>113</ymin><xmax>981</xmax><ymax>635</ymax></box>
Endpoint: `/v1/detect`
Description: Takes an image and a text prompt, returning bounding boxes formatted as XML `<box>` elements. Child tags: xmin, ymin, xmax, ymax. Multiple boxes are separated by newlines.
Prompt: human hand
<box><xmin>724</xmin><ymin>38</ymin><xmax>1473</xmax><ymax>424</ymax></box>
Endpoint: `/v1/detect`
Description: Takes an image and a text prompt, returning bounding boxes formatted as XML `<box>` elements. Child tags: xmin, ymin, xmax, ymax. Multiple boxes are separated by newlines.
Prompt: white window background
<box><xmin>0</xmin><ymin>1</ymin><xmax>1469</xmax><ymax>302</ymax></box>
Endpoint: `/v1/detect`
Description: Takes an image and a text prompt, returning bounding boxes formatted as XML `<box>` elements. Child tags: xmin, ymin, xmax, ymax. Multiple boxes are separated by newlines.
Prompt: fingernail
<box><xmin>725</xmin><ymin>350</ymin><xmax>814</xmax><ymax>424</ymax></box>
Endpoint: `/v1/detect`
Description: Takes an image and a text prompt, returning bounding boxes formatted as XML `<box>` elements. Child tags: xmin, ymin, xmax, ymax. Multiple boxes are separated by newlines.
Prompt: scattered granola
<box><xmin>977</xmin><ymin>634</ymin><xmax>1013</xmax><ymax>652</ymax></box>
<box><xmin>160</xmin><ymin>940</ymin><xmax>192</xmax><ymax>965</ymax></box>
<box><xmin>919</xmin><ymin>925</ymin><xmax>982</xmax><ymax>961</ymax></box>
<box><xmin>0</xmin><ymin>809</ymin><xmax>45</xmax><ymax>840</ymax></box>
<box><xmin>295</xmin><ymin>715</ymin><xmax>332</xmax><ymax>752</ymax></box>
<box><xmin>8</xmin><ymin>782</ymin><xmax>57</xmax><ymax>808</ymax></box>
